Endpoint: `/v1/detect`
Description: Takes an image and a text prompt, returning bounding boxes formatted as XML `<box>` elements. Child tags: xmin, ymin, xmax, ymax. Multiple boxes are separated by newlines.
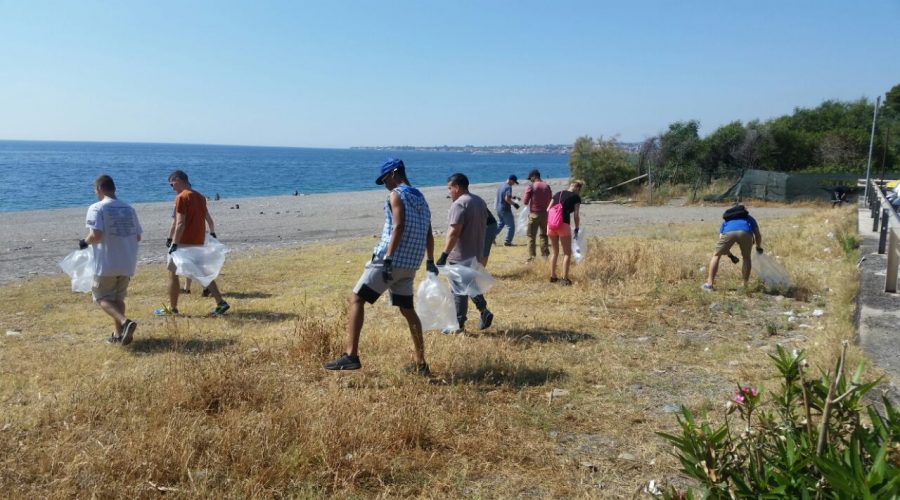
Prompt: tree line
<box><xmin>569</xmin><ymin>84</ymin><xmax>900</xmax><ymax>198</ymax></box>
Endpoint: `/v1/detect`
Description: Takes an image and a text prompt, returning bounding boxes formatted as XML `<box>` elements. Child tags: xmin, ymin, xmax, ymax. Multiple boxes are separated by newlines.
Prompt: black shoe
<box><xmin>503</xmin><ymin>242</ymin><xmax>514</xmax><ymax>247</ymax></box>
<box><xmin>479</xmin><ymin>310</ymin><xmax>494</xmax><ymax>330</ymax></box>
<box><xmin>121</xmin><ymin>319</ymin><xmax>137</xmax><ymax>346</ymax></box>
<box><xmin>324</xmin><ymin>353</ymin><xmax>361</xmax><ymax>370</ymax></box>
<box><xmin>404</xmin><ymin>361</ymin><xmax>431</xmax><ymax>376</ymax></box>
<box><xmin>202</xmin><ymin>288</ymin><xmax>211</xmax><ymax>297</ymax></box>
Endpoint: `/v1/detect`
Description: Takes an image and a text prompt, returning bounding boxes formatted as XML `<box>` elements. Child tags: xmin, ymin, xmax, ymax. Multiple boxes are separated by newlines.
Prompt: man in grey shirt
<box><xmin>436</xmin><ymin>173</ymin><xmax>494</xmax><ymax>332</ymax></box>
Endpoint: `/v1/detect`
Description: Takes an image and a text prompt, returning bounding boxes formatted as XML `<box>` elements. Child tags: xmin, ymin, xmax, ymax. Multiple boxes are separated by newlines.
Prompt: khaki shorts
<box><xmin>92</xmin><ymin>275</ymin><xmax>131</xmax><ymax>302</ymax></box>
<box><xmin>353</xmin><ymin>258</ymin><xmax>416</xmax><ymax>308</ymax></box>
<box><xmin>714</xmin><ymin>231</ymin><xmax>753</xmax><ymax>258</ymax></box>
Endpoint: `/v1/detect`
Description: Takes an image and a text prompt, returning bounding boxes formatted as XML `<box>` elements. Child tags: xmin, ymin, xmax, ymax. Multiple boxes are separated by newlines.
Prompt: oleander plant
<box><xmin>657</xmin><ymin>343</ymin><xmax>900</xmax><ymax>498</ymax></box>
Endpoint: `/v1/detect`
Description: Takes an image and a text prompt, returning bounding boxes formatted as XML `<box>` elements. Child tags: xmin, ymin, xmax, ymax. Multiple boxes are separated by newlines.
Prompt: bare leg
<box><xmin>345</xmin><ymin>293</ymin><xmax>365</xmax><ymax>356</ymax></box>
<box><xmin>742</xmin><ymin>258</ymin><xmax>751</xmax><ymax>287</ymax></box>
<box><xmin>549</xmin><ymin>235</ymin><xmax>560</xmax><ymax>278</ymax></box>
<box><xmin>561</xmin><ymin>235</ymin><xmax>573</xmax><ymax>279</ymax></box>
<box><xmin>98</xmin><ymin>298</ymin><xmax>127</xmax><ymax>334</ymax></box>
<box><xmin>706</xmin><ymin>254</ymin><xmax>722</xmax><ymax>286</ymax></box>
<box><xmin>205</xmin><ymin>280</ymin><xmax>225</xmax><ymax>303</ymax></box>
<box><xmin>399</xmin><ymin>307</ymin><xmax>426</xmax><ymax>364</ymax></box>
<box><xmin>167</xmin><ymin>271</ymin><xmax>180</xmax><ymax>310</ymax></box>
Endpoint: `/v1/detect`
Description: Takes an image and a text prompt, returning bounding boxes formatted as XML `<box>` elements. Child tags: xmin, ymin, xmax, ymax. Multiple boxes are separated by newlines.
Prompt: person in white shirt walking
<box><xmin>79</xmin><ymin>175</ymin><xmax>142</xmax><ymax>345</ymax></box>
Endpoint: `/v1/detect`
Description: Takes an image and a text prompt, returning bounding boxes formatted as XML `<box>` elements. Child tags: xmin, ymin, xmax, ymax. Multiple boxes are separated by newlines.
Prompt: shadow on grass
<box><xmin>497</xmin><ymin>327</ymin><xmax>594</xmax><ymax>344</ymax></box>
<box><xmin>128</xmin><ymin>337</ymin><xmax>236</xmax><ymax>354</ymax></box>
<box><xmin>222</xmin><ymin>291</ymin><xmax>272</xmax><ymax>299</ymax></box>
<box><xmin>226</xmin><ymin>310</ymin><xmax>299</xmax><ymax>322</ymax></box>
<box><xmin>449</xmin><ymin>364</ymin><xmax>567</xmax><ymax>387</ymax></box>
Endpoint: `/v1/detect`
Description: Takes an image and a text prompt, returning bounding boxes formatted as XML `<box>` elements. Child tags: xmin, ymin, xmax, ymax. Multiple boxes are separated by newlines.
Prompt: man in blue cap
<box><xmin>324</xmin><ymin>159</ymin><xmax>438</xmax><ymax>375</ymax></box>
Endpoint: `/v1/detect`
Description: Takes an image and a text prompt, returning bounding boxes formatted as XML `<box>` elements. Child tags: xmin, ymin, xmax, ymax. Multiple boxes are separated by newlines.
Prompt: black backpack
<box><xmin>722</xmin><ymin>204</ymin><xmax>749</xmax><ymax>221</ymax></box>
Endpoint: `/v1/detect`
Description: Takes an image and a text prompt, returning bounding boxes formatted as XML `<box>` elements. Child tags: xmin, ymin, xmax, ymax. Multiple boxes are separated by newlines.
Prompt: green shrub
<box><xmin>657</xmin><ymin>343</ymin><xmax>900</xmax><ymax>498</ymax></box>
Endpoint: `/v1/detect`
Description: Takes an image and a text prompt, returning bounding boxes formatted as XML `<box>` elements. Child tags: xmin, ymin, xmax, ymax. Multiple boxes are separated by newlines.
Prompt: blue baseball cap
<box><xmin>375</xmin><ymin>158</ymin><xmax>405</xmax><ymax>185</ymax></box>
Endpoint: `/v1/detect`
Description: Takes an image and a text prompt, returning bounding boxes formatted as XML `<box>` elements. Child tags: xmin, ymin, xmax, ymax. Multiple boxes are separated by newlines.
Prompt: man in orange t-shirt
<box><xmin>158</xmin><ymin>170</ymin><xmax>230</xmax><ymax>316</ymax></box>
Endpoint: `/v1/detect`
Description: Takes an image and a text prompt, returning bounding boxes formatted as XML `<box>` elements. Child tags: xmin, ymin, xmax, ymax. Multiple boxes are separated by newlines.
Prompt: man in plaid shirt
<box><xmin>324</xmin><ymin>159</ymin><xmax>438</xmax><ymax>376</ymax></box>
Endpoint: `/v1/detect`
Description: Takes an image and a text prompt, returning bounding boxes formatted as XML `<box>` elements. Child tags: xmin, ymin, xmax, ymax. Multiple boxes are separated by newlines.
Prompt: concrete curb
<box><xmin>856</xmin><ymin>208</ymin><xmax>900</xmax><ymax>403</ymax></box>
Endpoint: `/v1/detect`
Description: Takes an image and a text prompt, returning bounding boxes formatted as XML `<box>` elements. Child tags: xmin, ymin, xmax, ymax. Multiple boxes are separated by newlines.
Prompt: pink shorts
<box><xmin>548</xmin><ymin>222</ymin><xmax>571</xmax><ymax>237</ymax></box>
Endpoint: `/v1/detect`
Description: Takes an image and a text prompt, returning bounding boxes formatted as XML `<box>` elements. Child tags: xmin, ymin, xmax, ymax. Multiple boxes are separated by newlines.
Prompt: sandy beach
<box><xmin>0</xmin><ymin>179</ymin><xmax>810</xmax><ymax>285</ymax></box>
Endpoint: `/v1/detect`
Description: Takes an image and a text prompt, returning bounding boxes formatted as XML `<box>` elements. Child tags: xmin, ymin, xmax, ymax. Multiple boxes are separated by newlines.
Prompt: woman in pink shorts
<box><xmin>547</xmin><ymin>181</ymin><xmax>582</xmax><ymax>285</ymax></box>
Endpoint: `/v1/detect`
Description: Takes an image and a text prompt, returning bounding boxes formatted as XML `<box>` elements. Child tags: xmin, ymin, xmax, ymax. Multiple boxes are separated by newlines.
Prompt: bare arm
<box><xmin>385</xmin><ymin>191</ymin><xmax>404</xmax><ymax>259</ymax></box>
<box><xmin>753</xmin><ymin>228</ymin><xmax>763</xmax><ymax>249</ymax></box>
<box><xmin>172</xmin><ymin>212</ymin><xmax>186</xmax><ymax>244</ymax></box>
<box><xmin>573</xmin><ymin>203</ymin><xmax>580</xmax><ymax>229</ymax></box>
<box><xmin>83</xmin><ymin>228</ymin><xmax>103</xmax><ymax>245</ymax></box>
<box><xmin>167</xmin><ymin>217</ymin><xmax>176</xmax><ymax>240</ymax></box>
<box><xmin>205</xmin><ymin>212</ymin><xmax>216</xmax><ymax>234</ymax></box>
<box><xmin>442</xmin><ymin>224</ymin><xmax>462</xmax><ymax>255</ymax></box>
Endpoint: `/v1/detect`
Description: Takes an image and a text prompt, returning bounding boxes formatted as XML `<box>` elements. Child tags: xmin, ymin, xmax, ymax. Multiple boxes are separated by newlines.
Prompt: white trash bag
<box><xmin>755</xmin><ymin>252</ymin><xmax>791</xmax><ymax>291</ymax></box>
<box><xmin>516</xmin><ymin>206</ymin><xmax>530</xmax><ymax>235</ymax></box>
<box><xmin>59</xmin><ymin>248</ymin><xmax>95</xmax><ymax>293</ymax></box>
<box><xmin>415</xmin><ymin>272</ymin><xmax>459</xmax><ymax>332</ymax></box>
<box><xmin>441</xmin><ymin>257</ymin><xmax>496</xmax><ymax>297</ymax></box>
<box><xmin>572</xmin><ymin>229</ymin><xmax>587</xmax><ymax>263</ymax></box>
<box><xmin>170</xmin><ymin>237</ymin><xmax>229</xmax><ymax>287</ymax></box>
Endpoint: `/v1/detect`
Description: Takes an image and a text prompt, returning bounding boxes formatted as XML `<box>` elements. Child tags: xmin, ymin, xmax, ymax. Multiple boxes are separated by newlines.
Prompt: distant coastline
<box><xmin>351</xmin><ymin>142</ymin><xmax>644</xmax><ymax>155</ymax></box>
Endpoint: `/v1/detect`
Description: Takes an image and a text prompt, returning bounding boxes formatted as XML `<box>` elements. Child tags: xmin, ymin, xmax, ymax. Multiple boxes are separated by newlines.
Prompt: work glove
<box><xmin>512</xmin><ymin>202</ymin><xmax>520</xmax><ymax>209</ymax></box>
<box><xmin>78</xmin><ymin>239</ymin><xmax>88</xmax><ymax>250</ymax></box>
<box><xmin>436</xmin><ymin>252</ymin><xmax>449</xmax><ymax>267</ymax></box>
<box><xmin>209</xmin><ymin>232</ymin><xmax>217</xmax><ymax>239</ymax></box>
<box><xmin>426</xmin><ymin>259</ymin><xmax>439</xmax><ymax>275</ymax></box>
<box><xmin>168</xmin><ymin>243</ymin><xmax>178</xmax><ymax>254</ymax></box>
<box><xmin>574</xmin><ymin>227</ymin><xmax>580</xmax><ymax>238</ymax></box>
<box><xmin>756</xmin><ymin>247</ymin><xmax>764</xmax><ymax>254</ymax></box>
<box><xmin>382</xmin><ymin>257</ymin><xmax>393</xmax><ymax>282</ymax></box>
<box><xmin>166</xmin><ymin>238</ymin><xmax>173</xmax><ymax>248</ymax></box>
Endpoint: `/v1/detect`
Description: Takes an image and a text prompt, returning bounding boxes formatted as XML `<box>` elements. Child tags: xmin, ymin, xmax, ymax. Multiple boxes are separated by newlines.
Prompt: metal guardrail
<box><xmin>864</xmin><ymin>179</ymin><xmax>900</xmax><ymax>293</ymax></box>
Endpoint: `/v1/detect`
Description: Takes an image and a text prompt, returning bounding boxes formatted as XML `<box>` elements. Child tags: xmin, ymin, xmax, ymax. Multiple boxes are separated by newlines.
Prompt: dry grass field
<box><xmin>0</xmin><ymin>206</ymin><xmax>868</xmax><ymax>498</ymax></box>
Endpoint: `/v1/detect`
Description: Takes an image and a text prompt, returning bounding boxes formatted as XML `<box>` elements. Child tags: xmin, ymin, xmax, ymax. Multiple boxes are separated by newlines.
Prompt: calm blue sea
<box><xmin>0</xmin><ymin>141</ymin><xmax>569</xmax><ymax>212</ymax></box>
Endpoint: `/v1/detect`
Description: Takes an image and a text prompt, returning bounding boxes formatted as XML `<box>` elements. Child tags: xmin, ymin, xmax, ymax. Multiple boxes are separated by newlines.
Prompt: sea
<box><xmin>0</xmin><ymin>140</ymin><xmax>569</xmax><ymax>213</ymax></box>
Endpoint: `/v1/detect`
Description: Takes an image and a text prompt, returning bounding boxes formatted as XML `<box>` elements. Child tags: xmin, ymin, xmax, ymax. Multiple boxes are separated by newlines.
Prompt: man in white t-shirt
<box><xmin>79</xmin><ymin>175</ymin><xmax>142</xmax><ymax>345</ymax></box>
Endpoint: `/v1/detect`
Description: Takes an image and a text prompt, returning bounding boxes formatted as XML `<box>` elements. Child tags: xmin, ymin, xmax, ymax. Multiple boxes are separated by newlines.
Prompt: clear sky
<box><xmin>1</xmin><ymin>0</ymin><xmax>898</xmax><ymax>148</ymax></box>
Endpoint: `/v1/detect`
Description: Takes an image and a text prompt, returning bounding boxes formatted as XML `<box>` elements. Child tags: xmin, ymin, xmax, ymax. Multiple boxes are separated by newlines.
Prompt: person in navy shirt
<box><xmin>703</xmin><ymin>205</ymin><xmax>763</xmax><ymax>291</ymax></box>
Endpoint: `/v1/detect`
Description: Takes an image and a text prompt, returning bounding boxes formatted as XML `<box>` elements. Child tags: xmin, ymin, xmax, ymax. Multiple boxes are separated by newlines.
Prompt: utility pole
<box><xmin>863</xmin><ymin>95</ymin><xmax>880</xmax><ymax>199</ymax></box>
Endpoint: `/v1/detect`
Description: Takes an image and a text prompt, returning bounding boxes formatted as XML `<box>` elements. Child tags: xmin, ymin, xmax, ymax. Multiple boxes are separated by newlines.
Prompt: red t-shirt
<box><xmin>175</xmin><ymin>189</ymin><xmax>207</xmax><ymax>245</ymax></box>
<box><xmin>523</xmin><ymin>181</ymin><xmax>552</xmax><ymax>213</ymax></box>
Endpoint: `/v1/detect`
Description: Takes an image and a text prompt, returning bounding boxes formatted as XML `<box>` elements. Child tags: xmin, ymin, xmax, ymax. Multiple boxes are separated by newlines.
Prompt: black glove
<box><xmin>436</xmin><ymin>252</ymin><xmax>448</xmax><ymax>267</ymax></box>
<box><xmin>166</xmin><ymin>238</ymin><xmax>173</xmax><ymax>248</ymax></box>
<box><xmin>209</xmin><ymin>232</ymin><xmax>217</xmax><ymax>239</ymax></box>
<box><xmin>426</xmin><ymin>259</ymin><xmax>439</xmax><ymax>275</ymax></box>
<box><xmin>78</xmin><ymin>239</ymin><xmax>88</xmax><ymax>250</ymax></box>
<box><xmin>728</xmin><ymin>253</ymin><xmax>740</xmax><ymax>264</ymax></box>
<box><xmin>756</xmin><ymin>247</ymin><xmax>763</xmax><ymax>254</ymax></box>
<box><xmin>382</xmin><ymin>257</ymin><xmax>393</xmax><ymax>282</ymax></box>
<box><xmin>168</xmin><ymin>243</ymin><xmax>178</xmax><ymax>254</ymax></box>
<box><xmin>574</xmin><ymin>227</ymin><xmax>579</xmax><ymax>238</ymax></box>
<box><xmin>513</xmin><ymin>202</ymin><xmax>520</xmax><ymax>209</ymax></box>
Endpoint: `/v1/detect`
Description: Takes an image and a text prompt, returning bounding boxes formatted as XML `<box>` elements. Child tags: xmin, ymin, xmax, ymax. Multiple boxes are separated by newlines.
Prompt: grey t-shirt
<box><xmin>448</xmin><ymin>193</ymin><xmax>487</xmax><ymax>262</ymax></box>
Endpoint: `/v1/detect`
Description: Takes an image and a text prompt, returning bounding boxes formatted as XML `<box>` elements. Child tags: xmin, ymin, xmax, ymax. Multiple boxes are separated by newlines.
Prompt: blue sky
<box><xmin>1</xmin><ymin>0</ymin><xmax>897</xmax><ymax>147</ymax></box>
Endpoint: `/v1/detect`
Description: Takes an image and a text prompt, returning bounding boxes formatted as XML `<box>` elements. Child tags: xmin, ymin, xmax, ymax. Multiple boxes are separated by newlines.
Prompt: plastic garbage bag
<box><xmin>415</xmin><ymin>272</ymin><xmax>459</xmax><ymax>332</ymax></box>
<box><xmin>516</xmin><ymin>206</ymin><xmax>530</xmax><ymax>234</ymax></box>
<box><xmin>441</xmin><ymin>257</ymin><xmax>496</xmax><ymax>297</ymax></box>
<box><xmin>572</xmin><ymin>229</ymin><xmax>587</xmax><ymax>263</ymax></box>
<box><xmin>170</xmin><ymin>237</ymin><xmax>229</xmax><ymax>287</ymax></box>
<box><xmin>59</xmin><ymin>248</ymin><xmax>95</xmax><ymax>293</ymax></box>
<box><xmin>755</xmin><ymin>252</ymin><xmax>791</xmax><ymax>291</ymax></box>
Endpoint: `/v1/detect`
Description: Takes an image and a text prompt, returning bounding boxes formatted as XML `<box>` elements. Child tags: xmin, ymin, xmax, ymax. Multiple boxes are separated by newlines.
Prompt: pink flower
<box><xmin>734</xmin><ymin>393</ymin><xmax>745</xmax><ymax>404</ymax></box>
